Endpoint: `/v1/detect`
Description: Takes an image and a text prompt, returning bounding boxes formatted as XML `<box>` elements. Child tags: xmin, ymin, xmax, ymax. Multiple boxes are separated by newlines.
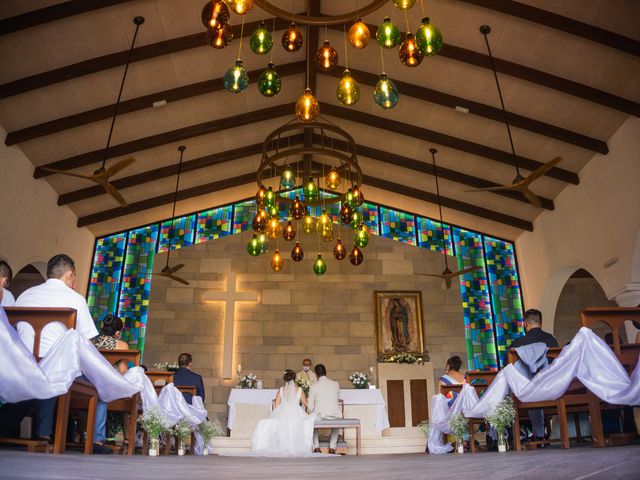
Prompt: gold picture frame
<box><xmin>374</xmin><ymin>291</ymin><xmax>424</xmax><ymax>359</ymax></box>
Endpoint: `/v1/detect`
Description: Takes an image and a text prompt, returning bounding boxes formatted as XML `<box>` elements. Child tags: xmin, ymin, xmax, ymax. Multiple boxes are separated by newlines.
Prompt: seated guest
<box><xmin>94</xmin><ymin>314</ymin><xmax>129</xmax><ymax>350</ymax></box>
<box><xmin>297</xmin><ymin>358</ymin><xmax>318</xmax><ymax>384</ymax></box>
<box><xmin>114</xmin><ymin>359</ymin><xmax>129</xmax><ymax>375</ymax></box>
<box><xmin>438</xmin><ymin>356</ymin><xmax>465</xmax><ymax>407</ymax></box>
<box><xmin>173</xmin><ymin>353</ymin><xmax>205</xmax><ymax>405</ymax></box>
<box><xmin>510</xmin><ymin>309</ymin><xmax>558</xmax><ymax>444</ymax></box>
<box><xmin>0</xmin><ymin>260</ymin><xmax>15</xmax><ymax>307</ymax></box>
<box><xmin>14</xmin><ymin>254</ymin><xmax>111</xmax><ymax>454</ymax></box>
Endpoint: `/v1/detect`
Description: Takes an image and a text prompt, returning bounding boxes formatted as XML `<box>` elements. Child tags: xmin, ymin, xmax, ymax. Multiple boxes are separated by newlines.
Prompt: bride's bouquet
<box><xmin>349</xmin><ymin>371</ymin><xmax>370</xmax><ymax>389</ymax></box>
<box><xmin>295</xmin><ymin>378</ymin><xmax>311</xmax><ymax>396</ymax></box>
<box><xmin>237</xmin><ymin>373</ymin><xmax>258</xmax><ymax>389</ymax></box>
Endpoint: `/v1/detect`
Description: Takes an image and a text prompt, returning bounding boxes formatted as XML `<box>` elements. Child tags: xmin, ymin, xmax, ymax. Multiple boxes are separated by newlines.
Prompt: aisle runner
<box><xmin>0</xmin><ymin>309</ymin><xmax>208</xmax><ymax>452</ymax></box>
<box><xmin>428</xmin><ymin>327</ymin><xmax>640</xmax><ymax>453</ymax></box>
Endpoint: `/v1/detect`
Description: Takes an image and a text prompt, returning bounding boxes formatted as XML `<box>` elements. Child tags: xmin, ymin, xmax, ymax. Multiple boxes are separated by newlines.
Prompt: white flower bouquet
<box><xmin>198</xmin><ymin>419</ymin><xmax>224</xmax><ymax>447</ymax></box>
<box><xmin>418</xmin><ymin>420</ymin><xmax>430</xmax><ymax>437</ymax></box>
<box><xmin>295</xmin><ymin>378</ymin><xmax>311</xmax><ymax>396</ymax></box>
<box><xmin>485</xmin><ymin>396</ymin><xmax>516</xmax><ymax>451</ymax></box>
<box><xmin>385</xmin><ymin>352</ymin><xmax>424</xmax><ymax>364</ymax></box>
<box><xmin>237</xmin><ymin>373</ymin><xmax>258</xmax><ymax>389</ymax></box>
<box><xmin>448</xmin><ymin>413</ymin><xmax>468</xmax><ymax>447</ymax></box>
<box><xmin>172</xmin><ymin>419</ymin><xmax>193</xmax><ymax>456</ymax></box>
<box><xmin>152</xmin><ymin>362</ymin><xmax>179</xmax><ymax>372</ymax></box>
<box><xmin>138</xmin><ymin>406</ymin><xmax>171</xmax><ymax>438</ymax></box>
<box><xmin>349</xmin><ymin>371</ymin><xmax>370</xmax><ymax>389</ymax></box>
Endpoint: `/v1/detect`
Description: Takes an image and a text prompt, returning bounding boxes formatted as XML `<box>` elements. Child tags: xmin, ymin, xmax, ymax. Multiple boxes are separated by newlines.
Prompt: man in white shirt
<box><xmin>297</xmin><ymin>358</ymin><xmax>318</xmax><ymax>384</ymax></box>
<box><xmin>14</xmin><ymin>254</ymin><xmax>110</xmax><ymax>454</ymax></box>
<box><xmin>307</xmin><ymin>364</ymin><xmax>341</xmax><ymax>454</ymax></box>
<box><xmin>0</xmin><ymin>261</ymin><xmax>15</xmax><ymax>307</ymax></box>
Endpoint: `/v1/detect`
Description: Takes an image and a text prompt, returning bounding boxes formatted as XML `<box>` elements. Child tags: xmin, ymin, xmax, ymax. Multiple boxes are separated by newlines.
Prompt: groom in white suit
<box><xmin>307</xmin><ymin>364</ymin><xmax>341</xmax><ymax>454</ymax></box>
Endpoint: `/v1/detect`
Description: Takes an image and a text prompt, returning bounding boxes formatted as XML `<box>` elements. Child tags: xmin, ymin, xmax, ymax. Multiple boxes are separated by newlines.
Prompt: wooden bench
<box><xmin>146</xmin><ymin>370</ymin><xmax>174</xmax><ymax>386</ymax></box>
<box><xmin>314</xmin><ymin>418</ymin><xmax>361</xmax><ymax>455</ymax></box>
<box><xmin>1</xmin><ymin>307</ymin><xmax>98</xmax><ymax>455</ymax></box>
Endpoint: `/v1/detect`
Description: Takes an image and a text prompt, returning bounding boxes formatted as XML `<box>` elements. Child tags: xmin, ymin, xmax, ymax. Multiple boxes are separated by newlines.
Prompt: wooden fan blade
<box><xmin>40</xmin><ymin>167</ymin><xmax>94</xmax><ymax>180</ymax></box>
<box><xmin>466</xmin><ymin>184</ymin><xmax>519</xmax><ymax>193</ymax></box>
<box><xmin>103</xmin><ymin>157</ymin><xmax>136</xmax><ymax>177</ymax></box>
<box><xmin>101</xmin><ymin>181</ymin><xmax>128</xmax><ymax>207</ymax></box>
<box><xmin>452</xmin><ymin>266</ymin><xmax>482</xmax><ymax>277</ymax></box>
<box><xmin>415</xmin><ymin>273</ymin><xmax>445</xmax><ymax>279</ymax></box>
<box><xmin>521</xmin><ymin>188</ymin><xmax>542</xmax><ymax>208</ymax></box>
<box><xmin>167</xmin><ymin>274</ymin><xmax>190</xmax><ymax>285</ymax></box>
<box><xmin>166</xmin><ymin>264</ymin><xmax>185</xmax><ymax>274</ymax></box>
<box><xmin>522</xmin><ymin>157</ymin><xmax>563</xmax><ymax>185</ymax></box>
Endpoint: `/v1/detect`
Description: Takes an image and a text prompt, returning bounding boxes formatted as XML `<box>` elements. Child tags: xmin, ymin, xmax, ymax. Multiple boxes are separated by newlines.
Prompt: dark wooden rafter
<box><xmin>5</xmin><ymin>62</ymin><xmax>306</xmax><ymax>146</ymax></box>
<box><xmin>0</xmin><ymin>0</ymin><xmax>134</xmax><ymax>36</ymax></box>
<box><xmin>1</xmin><ymin>16</ymin><xmax>637</xmax><ymax>118</ymax></box>
<box><xmin>459</xmin><ymin>0</ymin><xmax>640</xmax><ymax>58</ymax></box>
<box><xmin>321</xmin><ymin>67</ymin><xmax>607</xmax><ymax>154</ymax></box>
<box><xmin>321</xmin><ymin>104</ymin><xmax>579</xmax><ymax>184</ymax></box>
<box><xmin>327</xmin><ymin>23</ymin><xmax>640</xmax><ymax>117</ymax></box>
<box><xmin>33</xmin><ymin>103</ymin><xmax>296</xmax><ymax>178</ymax></box>
<box><xmin>77</xmin><ymin>159</ymin><xmax>532</xmax><ymax>231</ymax></box>
<box><xmin>58</xmin><ymin>134</ymin><xmax>305</xmax><ymax>206</ymax></box>
<box><xmin>312</xmin><ymin>133</ymin><xmax>554</xmax><ymax>210</ymax></box>
<box><xmin>0</xmin><ymin>16</ymin><xmax>296</xmax><ymax>99</ymax></box>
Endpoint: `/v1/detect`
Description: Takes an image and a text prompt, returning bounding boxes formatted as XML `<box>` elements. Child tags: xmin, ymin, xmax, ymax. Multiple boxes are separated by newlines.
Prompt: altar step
<box><xmin>210</xmin><ymin>433</ymin><xmax>427</xmax><ymax>455</ymax></box>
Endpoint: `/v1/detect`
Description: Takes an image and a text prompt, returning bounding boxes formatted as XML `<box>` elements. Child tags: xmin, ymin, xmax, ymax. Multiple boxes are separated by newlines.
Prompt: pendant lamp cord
<box><xmin>166</xmin><ymin>145</ymin><xmax>186</xmax><ymax>268</ymax></box>
<box><xmin>481</xmin><ymin>29</ymin><xmax>521</xmax><ymax>177</ymax></box>
<box><xmin>379</xmin><ymin>45</ymin><xmax>386</xmax><ymax>74</ymax></box>
<box><xmin>430</xmin><ymin>148</ymin><xmax>448</xmax><ymax>271</ymax></box>
<box><xmin>343</xmin><ymin>24</ymin><xmax>349</xmax><ymax>69</ymax></box>
<box><xmin>101</xmin><ymin>18</ymin><xmax>143</xmax><ymax>170</ymax></box>
<box><xmin>238</xmin><ymin>15</ymin><xmax>245</xmax><ymax>60</ymax></box>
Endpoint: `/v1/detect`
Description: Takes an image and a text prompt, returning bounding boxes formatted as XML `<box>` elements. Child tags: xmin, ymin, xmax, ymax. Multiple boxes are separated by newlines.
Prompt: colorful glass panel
<box><xmin>360</xmin><ymin>202</ymin><xmax>380</xmax><ymax>235</ymax></box>
<box><xmin>158</xmin><ymin>215</ymin><xmax>196</xmax><ymax>253</ymax></box>
<box><xmin>233</xmin><ymin>200</ymin><xmax>257</xmax><ymax>234</ymax></box>
<box><xmin>87</xmin><ymin>232</ymin><xmax>126</xmax><ymax>326</ymax></box>
<box><xmin>196</xmin><ymin>206</ymin><xmax>233</xmax><ymax>243</ymax></box>
<box><xmin>417</xmin><ymin>217</ymin><xmax>453</xmax><ymax>256</ymax></box>
<box><xmin>380</xmin><ymin>207</ymin><xmax>416</xmax><ymax>245</ymax></box>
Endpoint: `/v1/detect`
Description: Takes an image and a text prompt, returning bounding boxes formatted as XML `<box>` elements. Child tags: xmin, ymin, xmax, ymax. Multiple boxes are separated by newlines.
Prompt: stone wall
<box><xmin>144</xmin><ymin>232</ymin><xmax>465</xmax><ymax>422</ymax></box>
<box><xmin>553</xmin><ymin>275</ymin><xmax>619</xmax><ymax>346</ymax></box>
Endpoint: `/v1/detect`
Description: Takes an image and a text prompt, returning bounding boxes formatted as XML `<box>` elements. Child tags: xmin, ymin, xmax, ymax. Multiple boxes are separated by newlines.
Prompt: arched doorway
<box><xmin>9</xmin><ymin>263</ymin><xmax>45</xmax><ymax>299</ymax></box>
<box><xmin>553</xmin><ymin>268</ymin><xmax>619</xmax><ymax>346</ymax></box>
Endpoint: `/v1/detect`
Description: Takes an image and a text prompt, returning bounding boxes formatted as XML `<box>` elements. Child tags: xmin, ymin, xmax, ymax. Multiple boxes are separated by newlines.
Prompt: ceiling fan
<box><xmin>41</xmin><ymin>16</ymin><xmax>145</xmax><ymax>208</ymax></box>
<box><xmin>155</xmin><ymin>145</ymin><xmax>190</xmax><ymax>286</ymax></box>
<box><xmin>466</xmin><ymin>25</ymin><xmax>562</xmax><ymax>208</ymax></box>
<box><xmin>415</xmin><ymin>148</ymin><xmax>482</xmax><ymax>289</ymax></box>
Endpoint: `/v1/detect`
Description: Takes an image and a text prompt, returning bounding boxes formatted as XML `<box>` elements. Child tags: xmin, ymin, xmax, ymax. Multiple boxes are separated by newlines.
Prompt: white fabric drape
<box><xmin>428</xmin><ymin>327</ymin><xmax>640</xmax><ymax>453</ymax></box>
<box><xmin>1</xmin><ymin>308</ymin><xmax>209</xmax><ymax>453</ymax></box>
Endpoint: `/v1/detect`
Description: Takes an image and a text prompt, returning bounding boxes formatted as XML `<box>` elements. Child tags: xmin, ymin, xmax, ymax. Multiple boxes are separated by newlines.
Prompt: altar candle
<box><xmin>237</xmin><ymin>364</ymin><xmax>242</xmax><ymax>373</ymax></box>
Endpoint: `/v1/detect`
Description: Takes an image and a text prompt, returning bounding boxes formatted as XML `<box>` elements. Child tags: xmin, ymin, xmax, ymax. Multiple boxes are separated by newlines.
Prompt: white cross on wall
<box><xmin>203</xmin><ymin>272</ymin><xmax>259</xmax><ymax>379</ymax></box>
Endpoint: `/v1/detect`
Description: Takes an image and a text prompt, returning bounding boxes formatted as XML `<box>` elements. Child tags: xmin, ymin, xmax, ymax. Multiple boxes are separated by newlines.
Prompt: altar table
<box><xmin>227</xmin><ymin>388</ymin><xmax>390</xmax><ymax>439</ymax></box>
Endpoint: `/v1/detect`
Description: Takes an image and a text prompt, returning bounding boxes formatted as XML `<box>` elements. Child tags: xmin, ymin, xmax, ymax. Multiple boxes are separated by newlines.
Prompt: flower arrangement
<box><xmin>418</xmin><ymin>420</ymin><xmax>430</xmax><ymax>437</ymax></box>
<box><xmin>349</xmin><ymin>371</ymin><xmax>370</xmax><ymax>389</ymax></box>
<box><xmin>485</xmin><ymin>397</ymin><xmax>516</xmax><ymax>451</ymax></box>
<box><xmin>172</xmin><ymin>419</ymin><xmax>193</xmax><ymax>456</ymax></box>
<box><xmin>385</xmin><ymin>352</ymin><xmax>424</xmax><ymax>364</ymax></box>
<box><xmin>198</xmin><ymin>419</ymin><xmax>224</xmax><ymax>454</ymax></box>
<box><xmin>138</xmin><ymin>407</ymin><xmax>171</xmax><ymax>455</ymax></box>
<box><xmin>152</xmin><ymin>362</ymin><xmax>179</xmax><ymax>372</ymax></box>
<box><xmin>448</xmin><ymin>413</ymin><xmax>468</xmax><ymax>448</ymax></box>
<box><xmin>237</xmin><ymin>373</ymin><xmax>258</xmax><ymax>389</ymax></box>
<box><xmin>295</xmin><ymin>378</ymin><xmax>311</xmax><ymax>397</ymax></box>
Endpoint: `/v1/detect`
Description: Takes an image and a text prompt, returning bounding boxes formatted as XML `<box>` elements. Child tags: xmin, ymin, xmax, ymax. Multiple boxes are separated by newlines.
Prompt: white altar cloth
<box><xmin>227</xmin><ymin>388</ymin><xmax>390</xmax><ymax>431</ymax></box>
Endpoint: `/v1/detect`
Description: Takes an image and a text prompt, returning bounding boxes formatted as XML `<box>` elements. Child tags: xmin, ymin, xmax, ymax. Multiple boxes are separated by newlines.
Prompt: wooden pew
<box><xmin>146</xmin><ymin>370</ymin><xmax>174</xmax><ymax>386</ymax></box>
<box><xmin>0</xmin><ymin>307</ymin><xmax>98</xmax><ymax>455</ymax></box>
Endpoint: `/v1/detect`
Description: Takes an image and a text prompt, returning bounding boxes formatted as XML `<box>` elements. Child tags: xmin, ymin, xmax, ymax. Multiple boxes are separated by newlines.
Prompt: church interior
<box><xmin>0</xmin><ymin>0</ymin><xmax>639</xmax><ymax>478</ymax></box>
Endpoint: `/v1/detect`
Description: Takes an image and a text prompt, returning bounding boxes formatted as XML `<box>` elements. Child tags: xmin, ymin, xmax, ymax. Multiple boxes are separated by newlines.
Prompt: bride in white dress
<box><xmin>251</xmin><ymin>369</ymin><xmax>315</xmax><ymax>456</ymax></box>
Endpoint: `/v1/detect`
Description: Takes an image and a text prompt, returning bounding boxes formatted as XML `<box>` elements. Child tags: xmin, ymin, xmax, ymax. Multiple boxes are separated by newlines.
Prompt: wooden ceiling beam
<box><xmin>3</xmin><ymin>17</ymin><xmax>637</xmax><ymax>118</ymax></box>
<box><xmin>328</xmin><ymin>24</ymin><xmax>640</xmax><ymax>117</ymax></box>
<box><xmin>0</xmin><ymin>16</ymin><xmax>295</xmax><ymax>99</ymax></box>
<box><xmin>0</xmin><ymin>0</ymin><xmax>134</xmax><ymax>36</ymax></box>
<box><xmin>312</xmin><ymin>134</ymin><xmax>555</xmax><ymax>210</ymax></box>
<box><xmin>321</xmin><ymin>104</ymin><xmax>579</xmax><ymax>184</ymax></box>
<box><xmin>33</xmin><ymin>103</ymin><xmax>295</xmax><ymax>178</ymax></box>
<box><xmin>57</xmin><ymin>134</ymin><xmax>305</xmax><ymax>206</ymax></box>
<box><xmin>321</xmin><ymin>67</ymin><xmax>608</xmax><ymax>154</ymax></box>
<box><xmin>459</xmin><ymin>0</ymin><xmax>640</xmax><ymax>58</ymax></box>
<box><xmin>5</xmin><ymin>62</ymin><xmax>306</xmax><ymax>145</ymax></box>
<box><xmin>77</xmin><ymin>159</ymin><xmax>533</xmax><ymax>231</ymax></box>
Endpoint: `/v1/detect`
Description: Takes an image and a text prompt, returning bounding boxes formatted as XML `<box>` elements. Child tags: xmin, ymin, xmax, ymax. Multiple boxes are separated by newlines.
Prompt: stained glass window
<box><xmin>157</xmin><ymin>215</ymin><xmax>196</xmax><ymax>253</ymax></box>
<box><xmin>233</xmin><ymin>200</ymin><xmax>257</xmax><ymax>234</ymax></box>
<box><xmin>484</xmin><ymin>236</ymin><xmax>525</xmax><ymax>366</ymax></box>
<box><xmin>87</xmin><ymin>232</ymin><xmax>126</xmax><ymax>326</ymax></box>
<box><xmin>380</xmin><ymin>207</ymin><xmax>417</xmax><ymax>245</ymax></box>
<box><xmin>360</xmin><ymin>202</ymin><xmax>380</xmax><ymax>235</ymax></box>
<box><xmin>453</xmin><ymin>227</ymin><xmax>497</xmax><ymax>370</ymax></box>
<box><xmin>417</xmin><ymin>217</ymin><xmax>453</xmax><ymax>255</ymax></box>
<box><xmin>117</xmin><ymin>224</ymin><xmax>158</xmax><ymax>351</ymax></box>
<box><xmin>196</xmin><ymin>206</ymin><xmax>232</xmax><ymax>243</ymax></box>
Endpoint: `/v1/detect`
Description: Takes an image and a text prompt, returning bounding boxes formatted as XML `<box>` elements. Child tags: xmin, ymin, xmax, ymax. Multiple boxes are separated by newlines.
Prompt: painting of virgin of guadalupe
<box><xmin>374</xmin><ymin>291</ymin><xmax>424</xmax><ymax>358</ymax></box>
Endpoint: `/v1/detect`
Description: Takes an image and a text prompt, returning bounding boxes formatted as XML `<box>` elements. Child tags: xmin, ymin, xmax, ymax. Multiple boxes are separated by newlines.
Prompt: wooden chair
<box><xmin>0</xmin><ymin>307</ymin><xmax>98</xmax><ymax>455</ymax></box>
<box><xmin>146</xmin><ymin>371</ymin><xmax>174</xmax><ymax>386</ymax></box>
<box><xmin>78</xmin><ymin>349</ymin><xmax>141</xmax><ymax>455</ymax></box>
